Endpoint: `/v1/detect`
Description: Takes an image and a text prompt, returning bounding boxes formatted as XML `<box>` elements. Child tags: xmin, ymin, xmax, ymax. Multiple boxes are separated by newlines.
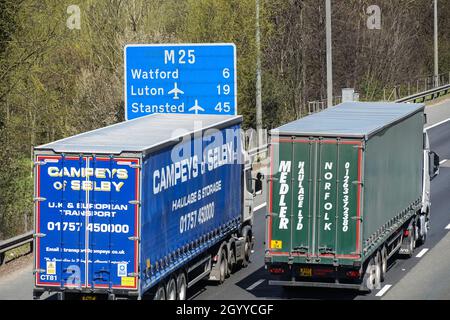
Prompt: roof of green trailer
<box><xmin>35</xmin><ymin>114</ymin><xmax>242</xmax><ymax>154</ymax></box>
<box><xmin>272</xmin><ymin>102</ymin><xmax>425</xmax><ymax>139</ymax></box>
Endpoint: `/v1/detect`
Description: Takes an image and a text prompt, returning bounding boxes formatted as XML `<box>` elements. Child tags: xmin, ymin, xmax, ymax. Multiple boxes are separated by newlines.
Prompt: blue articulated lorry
<box><xmin>32</xmin><ymin>114</ymin><xmax>256</xmax><ymax>300</ymax></box>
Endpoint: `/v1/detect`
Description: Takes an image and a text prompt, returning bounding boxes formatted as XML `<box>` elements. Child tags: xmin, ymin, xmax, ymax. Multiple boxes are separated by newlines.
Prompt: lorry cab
<box><xmin>243</xmin><ymin>149</ymin><xmax>254</xmax><ymax>224</ymax></box>
<box><xmin>424</xmin><ymin>130</ymin><xmax>440</xmax><ymax>180</ymax></box>
<box><xmin>419</xmin><ymin>129</ymin><xmax>439</xmax><ymax>243</ymax></box>
<box><xmin>422</xmin><ymin>129</ymin><xmax>439</xmax><ymax>213</ymax></box>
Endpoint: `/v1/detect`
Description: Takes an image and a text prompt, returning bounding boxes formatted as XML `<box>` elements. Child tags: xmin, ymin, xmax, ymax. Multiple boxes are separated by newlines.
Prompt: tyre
<box><xmin>241</xmin><ymin>235</ymin><xmax>251</xmax><ymax>268</ymax></box>
<box><xmin>374</xmin><ymin>251</ymin><xmax>382</xmax><ymax>289</ymax></box>
<box><xmin>176</xmin><ymin>272</ymin><xmax>187</xmax><ymax>301</ymax></box>
<box><xmin>219</xmin><ymin>249</ymin><xmax>227</xmax><ymax>284</ymax></box>
<box><xmin>165</xmin><ymin>277</ymin><xmax>177</xmax><ymax>300</ymax></box>
<box><xmin>364</xmin><ymin>256</ymin><xmax>380</xmax><ymax>292</ymax></box>
<box><xmin>153</xmin><ymin>284</ymin><xmax>166</xmax><ymax>300</ymax></box>
<box><xmin>380</xmin><ymin>246</ymin><xmax>387</xmax><ymax>282</ymax></box>
<box><xmin>417</xmin><ymin>219</ymin><xmax>429</xmax><ymax>246</ymax></box>
<box><xmin>421</xmin><ymin>220</ymin><xmax>428</xmax><ymax>244</ymax></box>
<box><xmin>406</xmin><ymin>226</ymin><xmax>416</xmax><ymax>258</ymax></box>
<box><xmin>228</xmin><ymin>247</ymin><xmax>236</xmax><ymax>276</ymax></box>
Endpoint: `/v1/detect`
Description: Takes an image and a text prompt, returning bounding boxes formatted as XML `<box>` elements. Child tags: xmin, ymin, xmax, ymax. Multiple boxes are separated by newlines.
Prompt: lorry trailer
<box><xmin>265</xmin><ymin>102</ymin><xmax>439</xmax><ymax>291</ymax></box>
<box><xmin>32</xmin><ymin>114</ymin><xmax>255</xmax><ymax>300</ymax></box>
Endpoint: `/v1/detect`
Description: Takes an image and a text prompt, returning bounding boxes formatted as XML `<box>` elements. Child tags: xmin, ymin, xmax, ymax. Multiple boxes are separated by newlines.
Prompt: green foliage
<box><xmin>0</xmin><ymin>154</ymin><xmax>33</xmax><ymax>239</ymax></box>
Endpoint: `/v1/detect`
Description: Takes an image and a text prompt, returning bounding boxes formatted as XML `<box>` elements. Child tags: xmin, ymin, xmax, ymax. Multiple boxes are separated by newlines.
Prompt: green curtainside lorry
<box><xmin>265</xmin><ymin>102</ymin><xmax>440</xmax><ymax>291</ymax></box>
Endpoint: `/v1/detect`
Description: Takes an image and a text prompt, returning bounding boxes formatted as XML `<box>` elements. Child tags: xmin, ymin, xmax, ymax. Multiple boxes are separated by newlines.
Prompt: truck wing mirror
<box><xmin>253</xmin><ymin>172</ymin><xmax>264</xmax><ymax>195</ymax></box>
<box><xmin>430</xmin><ymin>151</ymin><xmax>440</xmax><ymax>180</ymax></box>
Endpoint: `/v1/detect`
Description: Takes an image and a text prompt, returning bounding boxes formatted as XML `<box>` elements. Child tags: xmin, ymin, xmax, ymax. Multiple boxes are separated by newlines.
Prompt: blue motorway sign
<box><xmin>124</xmin><ymin>43</ymin><xmax>237</xmax><ymax>120</ymax></box>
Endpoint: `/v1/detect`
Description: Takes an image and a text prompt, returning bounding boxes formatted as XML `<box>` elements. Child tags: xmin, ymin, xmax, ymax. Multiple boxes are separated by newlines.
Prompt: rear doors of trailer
<box><xmin>34</xmin><ymin>154</ymin><xmax>140</xmax><ymax>292</ymax></box>
<box><xmin>268</xmin><ymin>137</ymin><xmax>363</xmax><ymax>262</ymax></box>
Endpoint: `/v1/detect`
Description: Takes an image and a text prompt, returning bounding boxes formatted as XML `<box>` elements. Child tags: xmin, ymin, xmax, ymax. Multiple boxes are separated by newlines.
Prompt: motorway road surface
<box><xmin>1</xmin><ymin>99</ymin><xmax>450</xmax><ymax>300</ymax></box>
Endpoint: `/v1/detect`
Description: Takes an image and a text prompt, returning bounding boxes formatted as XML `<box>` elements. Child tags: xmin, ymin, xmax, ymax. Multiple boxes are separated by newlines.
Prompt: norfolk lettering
<box><xmin>322</xmin><ymin>162</ymin><xmax>333</xmax><ymax>231</ymax></box>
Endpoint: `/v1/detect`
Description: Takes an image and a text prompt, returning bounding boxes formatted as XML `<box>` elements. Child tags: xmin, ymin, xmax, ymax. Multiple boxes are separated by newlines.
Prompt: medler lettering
<box><xmin>278</xmin><ymin>161</ymin><xmax>291</xmax><ymax>230</ymax></box>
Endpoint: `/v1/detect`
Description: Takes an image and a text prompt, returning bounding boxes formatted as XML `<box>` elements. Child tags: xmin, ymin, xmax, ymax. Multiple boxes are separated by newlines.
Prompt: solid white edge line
<box><xmin>445</xmin><ymin>223</ymin><xmax>450</xmax><ymax>230</ymax></box>
<box><xmin>253</xmin><ymin>202</ymin><xmax>267</xmax><ymax>212</ymax></box>
<box><xmin>439</xmin><ymin>159</ymin><xmax>447</xmax><ymax>165</ymax></box>
<box><xmin>425</xmin><ymin>117</ymin><xmax>450</xmax><ymax>130</ymax></box>
<box><xmin>415</xmin><ymin>248</ymin><xmax>429</xmax><ymax>258</ymax></box>
<box><xmin>376</xmin><ymin>284</ymin><xmax>392</xmax><ymax>297</ymax></box>
<box><xmin>246</xmin><ymin>279</ymin><xmax>265</xmax><ymax>291</ymax></box>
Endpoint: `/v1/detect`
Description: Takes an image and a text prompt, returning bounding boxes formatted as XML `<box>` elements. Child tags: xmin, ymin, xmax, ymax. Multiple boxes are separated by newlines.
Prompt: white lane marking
<box><xmin>445</xmin><ymin>223</ymin><xmax>450</xmax><ymax>230</ymax></box>
<box><xmin>253</xmin><ymin>202</ymin><xmax>267</xmax><ymax>212</ymax></box>
<box><xmin>416</xmin><ymin>248</ymin><xmax>429</xmax><ymax>258</ymax></box>
<box><xmin>376</xmin><ymin>284</ymin><xmax>392</xmax><ymax>297</ymax></box>
<box><xmin>439</xmin><ymin>159</ymin><xmax>448</xmax><ymax>165</ymax></box>
<box><xmin>425</xmin><ymin>117</ymin><xmax>450</xmax><ymax>130</ymax></box>
<box><xmin>246</xmin><ymin>279</ymin><xmax>265</xmax><ymax>291</ymax></box>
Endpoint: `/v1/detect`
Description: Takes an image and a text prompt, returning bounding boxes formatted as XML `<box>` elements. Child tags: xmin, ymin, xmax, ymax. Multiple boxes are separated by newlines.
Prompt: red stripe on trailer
<box><xmin>268</xmin><ymin>143</ymin><xmax>274</xmax><ymax>249</ymax></box>
<box><xmin>356</xmin><ymin>142</ymin><xmax>362</xmax><ymax>255</ymax></box>
<box><xmin>35</xmin><ymin>156</ymin><xmax>41</xmax><ymax>287</ymax></box>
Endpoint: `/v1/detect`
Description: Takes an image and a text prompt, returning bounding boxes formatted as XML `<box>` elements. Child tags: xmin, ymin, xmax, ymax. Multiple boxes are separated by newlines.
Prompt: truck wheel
<box><xmin>228</xmin><ymin>248</ymin><xmax>236</xmax><ymax>275</ymax></box>
<box><xmin>374</xmin><ymin>252</ymin><xmax>382</xmax><ymax>289</ymax></box>
<box><xmin>380</xmin><ymin>247</ymin><xmax>387</xmax><ymax>282</ymax></box>
<box><xmin>153</xmin><ymin>284</ymin><xmax>166</xmax><ymax>300</ymax></box>
<box><xmin>421</xmin><ymin>220</ymin><xmax>428</xmax><ymax>244</ymax></box>
<box><xmin>219</xmin><ymin>249</ymin><xmax>227</xmax><ymax>284</ymax></box>
<box><xmin>417</xmin><ymin>219</ymin><xmax>428</xmax><ymax>246</ymax></box>
<box><xmin>166</xmin><ymin>277</ymin><xmax>177</xmax><ymax>300</ymax></box>
<box><xmin>241</xmin><ymin>235</ymin><xmax>251</xmax><ymax>268</ymax></box>
<box><xmin>407</xmin><ymin>226</ymin><xmax>416</xmax><ymax>258</ymax></box>
<box><xmin>363</xmin><ymin>256</ymin><xmax>380</xmax><ymax>292</ymax></box>
<box><xmin>176</xmin><ymin>272</ymin><xmax>187</xmax><ymax>300</ymax></box>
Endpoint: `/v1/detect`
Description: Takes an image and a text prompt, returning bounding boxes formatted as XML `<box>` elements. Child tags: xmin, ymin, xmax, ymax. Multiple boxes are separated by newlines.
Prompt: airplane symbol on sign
<box><xmin>188</xmin><ymin>100</ymin><xmax>205</xmax><ymax>114</ymax></box>
<box><xmin>168</xmin><ymin>82</ymin><xmax>184</xmax><ymax>99</ymax></box>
